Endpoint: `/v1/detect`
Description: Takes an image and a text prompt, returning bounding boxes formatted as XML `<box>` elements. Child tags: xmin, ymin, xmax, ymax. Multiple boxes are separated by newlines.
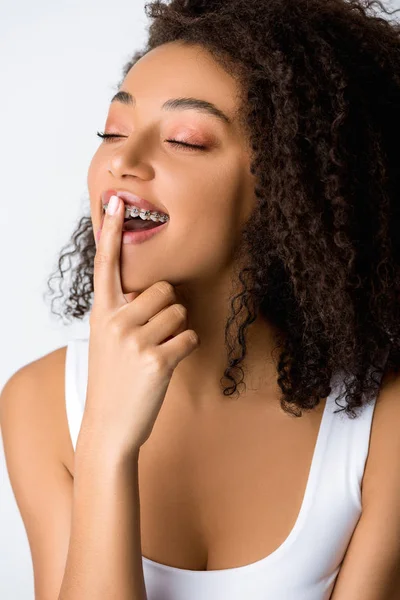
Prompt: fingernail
<box><xmin>107</xmin><ymin>195</ymin><xmax>119</xmax><ymax>216</ymax></box>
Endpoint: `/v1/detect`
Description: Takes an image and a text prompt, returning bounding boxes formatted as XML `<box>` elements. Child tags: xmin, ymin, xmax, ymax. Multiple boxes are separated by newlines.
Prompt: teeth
<box><xmin>103</xmin><ymin>202</ymin><xmax>169</xmax><ymax>223</ymax></box>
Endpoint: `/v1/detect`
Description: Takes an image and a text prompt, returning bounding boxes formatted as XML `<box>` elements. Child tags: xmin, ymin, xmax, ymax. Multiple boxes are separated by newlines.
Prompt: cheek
<box><xmin>171</xmin><ymin>164</ymin><xmax>248</xmax><ymax>253</ymax></box>
<box><xmin>170</xmin><ymin>206</ymin><xmax>241</xmax><ymax>278</ymax></box>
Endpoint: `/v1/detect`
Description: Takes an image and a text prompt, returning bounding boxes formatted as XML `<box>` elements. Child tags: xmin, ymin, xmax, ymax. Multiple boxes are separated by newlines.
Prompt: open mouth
<box><xmin>122</xmin><ymin>216</ymin><xmax>165</xmax><ymax>232</ymax></box>
<box><xmin>102</xmin><ymin>201</ymin><xmax>169</xmax><ymax>233</ymax></box>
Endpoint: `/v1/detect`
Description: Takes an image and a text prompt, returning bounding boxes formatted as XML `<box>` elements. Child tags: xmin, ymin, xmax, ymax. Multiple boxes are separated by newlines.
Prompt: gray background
<box><xmin>0</xmin><ymin>1</ymin><xmax>147</xmax><ymax>598</ymax></box>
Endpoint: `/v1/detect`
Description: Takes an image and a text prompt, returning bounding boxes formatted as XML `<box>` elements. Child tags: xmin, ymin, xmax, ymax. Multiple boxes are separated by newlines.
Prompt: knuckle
<box><xmin>94</xmin><ymin>252</ymin><xmax>109</xmax><ymax>267</ymax></box>
<box><xmin>143</xmin><ymin>349</ymin><xmax>167</xmax><ymax>373</ymax></box>
<box><xmin>173</xmin><ymin>304</ymin><xmax>187</xmax><ymax>319</ymax></box>
<box><xmin>155</xmin><ymin>281</ymin><xmax>175</xmax><ymax>299</ymax></box>
<box><xmin>126</xmin><ymin>334</ymin><xmax>142</xmax><ymax>353</ymax></box>
<box><xmin>108</xmin><ymin>316</ymin><xmax>124</xmax><ymax>337</ymax></box>
<box><xmin>188</xmin><ymin>330</ymin><xmax>199</xmax><ymax>345</ymax></box>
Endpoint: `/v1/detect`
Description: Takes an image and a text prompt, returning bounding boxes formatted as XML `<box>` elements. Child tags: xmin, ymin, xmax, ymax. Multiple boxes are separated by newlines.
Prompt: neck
<box><xmin>170</xmin><ymin>273</ymin><xmax>284</xmax><ymax>412</ymax></box>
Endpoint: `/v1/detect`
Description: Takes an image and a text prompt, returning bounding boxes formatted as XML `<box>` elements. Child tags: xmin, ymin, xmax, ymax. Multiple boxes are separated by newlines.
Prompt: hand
<box><xmin>81</xmin><ymin>195</ymin><xmax>200</xmax><ymax>458</ymax></box>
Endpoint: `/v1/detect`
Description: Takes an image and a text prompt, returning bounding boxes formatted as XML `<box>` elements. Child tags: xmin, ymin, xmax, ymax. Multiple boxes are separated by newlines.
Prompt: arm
<box><xmin>0</xmin><ymin>350</ymin><xmax>74</xmax><ymax>600</ymax></box>
<box><xmin>58</xmin><ymin>422</ymin><xmax>147</xmax><ymax>600</ymax></box>
<box><xmin>0</xmin><ymin>348</ymin><xmax>148</xmax><ymax>600</ymax></box>
<box><xmin>330</xmin><ymin>368</ymin><xmax>400</xmax><ymax>600</ymax></box>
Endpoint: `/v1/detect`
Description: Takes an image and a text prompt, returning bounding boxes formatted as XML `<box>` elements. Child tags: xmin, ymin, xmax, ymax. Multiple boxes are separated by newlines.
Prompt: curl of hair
<box><xmin>45</xmin><ymin>0</ymin><xmax>400</xmax><ymax>418</ymax></box>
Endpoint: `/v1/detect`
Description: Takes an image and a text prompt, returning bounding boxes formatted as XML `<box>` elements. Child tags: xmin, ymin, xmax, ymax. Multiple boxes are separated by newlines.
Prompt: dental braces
<box><xmin>103</xmin><ymin>203</ymin><xmax>169</xmax><ymax>223</ymax></box>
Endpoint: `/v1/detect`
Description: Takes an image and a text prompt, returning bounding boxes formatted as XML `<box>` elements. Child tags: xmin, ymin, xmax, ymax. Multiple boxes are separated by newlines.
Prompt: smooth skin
<box><xmin>1</xmin><ymin>40</ymin><xmax>400</xmax><ymax>600</ymax></box>
<box><xmin>84</xmin><ymin>192</ymin><xmax>199</xmax><ymax>456</ymax></box>
<box><xmin>85</xmin><ymin>192</ymin><xmax>200</xmax><ymax>457</ymax></box>
<box><xmin>87</xmin><ymin>41</ymin><xmax>283</xmax><ymax>409</ymax></box>
<box><xmin>57</xmin><ymin>191</ymin><xmax>201</xmax><ymax>598</ymax></box>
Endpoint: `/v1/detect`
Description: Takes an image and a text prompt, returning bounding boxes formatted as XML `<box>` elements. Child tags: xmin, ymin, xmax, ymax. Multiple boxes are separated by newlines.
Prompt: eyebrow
<box><xmin>110</xmin><ymin>90</ymin><xmax>232</xmax><ymax>125</ymax></box>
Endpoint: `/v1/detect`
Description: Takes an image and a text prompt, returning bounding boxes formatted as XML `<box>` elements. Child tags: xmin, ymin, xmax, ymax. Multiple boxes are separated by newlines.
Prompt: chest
<box><xmin>137</xmin><ymin>396</ymin><xmax>327</xmax><ymax>571</ymax></box>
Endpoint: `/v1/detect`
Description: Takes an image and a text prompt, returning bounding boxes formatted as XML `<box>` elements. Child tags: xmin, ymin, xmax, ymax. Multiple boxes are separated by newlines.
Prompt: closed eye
<box><xmin>96</xmin><ymin>131</ymin><xmax>206</xmax><ymax>151</ymax></box>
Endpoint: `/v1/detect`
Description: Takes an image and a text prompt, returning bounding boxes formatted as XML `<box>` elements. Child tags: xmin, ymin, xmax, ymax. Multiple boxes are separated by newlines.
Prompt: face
<box><xmin>87</xmin><ymin>41</ymin><xmax>257</xmax><ymax>295</ymax></box>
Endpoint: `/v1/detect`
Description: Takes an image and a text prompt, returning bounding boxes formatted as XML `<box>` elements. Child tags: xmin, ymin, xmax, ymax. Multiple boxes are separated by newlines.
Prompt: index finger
<box><xmin>93</xmin><ymin>194</ymin><xmax>125</xmax><ymax>311</ymax></box>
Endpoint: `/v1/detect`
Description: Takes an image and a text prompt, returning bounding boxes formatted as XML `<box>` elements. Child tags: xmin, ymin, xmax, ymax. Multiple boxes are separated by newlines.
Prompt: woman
<box><xmin>2</xmin><ymin>0</ymin><xmax>400</xmax><ymax>598</ymax></box>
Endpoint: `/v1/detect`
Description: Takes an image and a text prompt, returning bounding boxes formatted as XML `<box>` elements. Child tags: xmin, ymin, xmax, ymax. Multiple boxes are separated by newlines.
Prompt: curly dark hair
<box><xmin>45</xmin><ymin>0</ymin><xmax>400</xmax><ymax>418</ymax></box>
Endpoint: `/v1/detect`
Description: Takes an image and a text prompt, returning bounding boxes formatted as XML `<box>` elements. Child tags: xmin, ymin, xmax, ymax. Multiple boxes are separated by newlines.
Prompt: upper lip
<box><xmin>101</xmin><ymin>189</ymin><xmax>169</xmax><ymax>216</ymax></box>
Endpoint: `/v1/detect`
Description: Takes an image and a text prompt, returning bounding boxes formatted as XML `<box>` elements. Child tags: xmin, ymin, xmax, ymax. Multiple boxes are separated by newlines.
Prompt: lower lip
<box><xmin>97</xmin><ymin>221</ymin><xmax>168</xmax><ymax>245</ymax></box>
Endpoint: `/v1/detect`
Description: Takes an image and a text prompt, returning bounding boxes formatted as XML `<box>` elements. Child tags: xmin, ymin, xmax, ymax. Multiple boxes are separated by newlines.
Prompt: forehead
<box><xmin>121</xmin><ymin>41</ymin><xmax>241</xmax><ymax>122</ymax></box>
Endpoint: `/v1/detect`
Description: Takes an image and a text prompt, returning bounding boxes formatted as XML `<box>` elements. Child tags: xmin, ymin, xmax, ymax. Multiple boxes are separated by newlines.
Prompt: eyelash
<box><xmin>96</xmin><ymin>131</ymin><xmax>206</xmax><ymax>151</ymax></box>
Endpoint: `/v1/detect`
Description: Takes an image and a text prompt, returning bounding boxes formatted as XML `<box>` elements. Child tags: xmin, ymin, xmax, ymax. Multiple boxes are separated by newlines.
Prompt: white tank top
<box><xmin>64</xmin><ymin>337</ymin><xmax>388</xmax><ymax>600</ymax></box>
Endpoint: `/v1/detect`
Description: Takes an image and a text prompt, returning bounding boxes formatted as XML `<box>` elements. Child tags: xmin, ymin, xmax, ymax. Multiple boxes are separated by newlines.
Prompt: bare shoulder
<box><xmin>361</xmin><ymin>363</ymin><xmax>400</xmax><ymax>506</ymax></box>
<box><xmin>0</xmin><ymin>345</ymin><xmax>74</xmax><ymax>477</ymax></box>
<box><xmin>0</xmin><ymin>347</ymin><xmax>77</xmax><ymax>599</ymax></box>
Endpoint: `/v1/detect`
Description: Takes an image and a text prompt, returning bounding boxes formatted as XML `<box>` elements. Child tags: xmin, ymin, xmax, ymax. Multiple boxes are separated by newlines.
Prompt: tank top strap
<box><xmin>319</xmin><ymin>344</ymin><xmax>392</xmax><ymax>508</ymax></box>
<box><xmin>65</xmin><ymin>337</ymin><xmax>89</xmax><ymax>451</ymax></box>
